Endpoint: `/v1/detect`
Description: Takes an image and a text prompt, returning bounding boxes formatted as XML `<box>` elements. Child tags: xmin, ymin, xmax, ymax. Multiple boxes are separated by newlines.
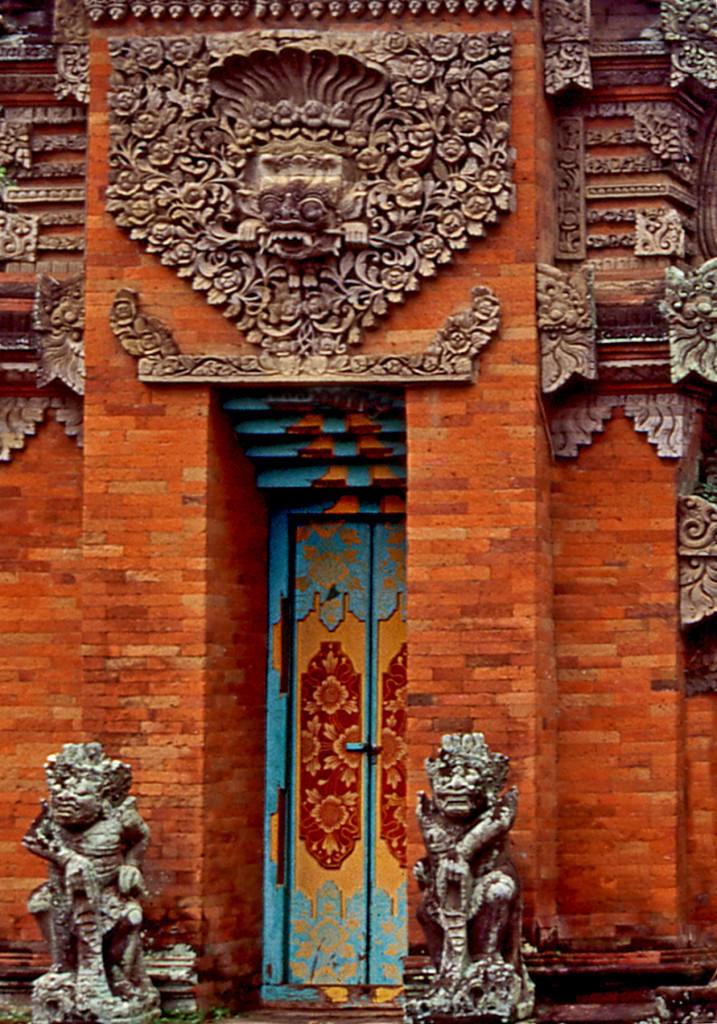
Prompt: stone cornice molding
<box><xmin>542</xmin><ymin>0</ymin><xmax>592</xmax><ymax>95</ymax></box>
<box><xmin>551</xmin><ymin>392</ymin><xmax>701</xmax><ymax>459</ymax></box>
<box><xmin>663</xmin><ymin>258</ymin><xmax>717</xmax><ymax>386</ymax></box>
<box><xmin>83</xmin><ymin>0</ymin><xmax>531</xmax><ymax>19</ymax></box>
<box><xmin>34</xmin><ymin>276</ymin><xmax>85</xmax><ymax>396</ymax></box>
<box><xmin>662</xmin><ymin>0</ymin><xmax>717</xmax><ymax>89</ymax></box>
<box><xmin>110</xmin><ymin>285</ymin><xmax>500</xmax><ymax>385</ymax></box>
<box><xmin>679</xmin><ymin>494</ymin><xmax>717</xmax><ymax>626</ymax></box>
<box><xmin>537</xmin><ymin>263</ymin><xmax>596</xmax><ymax>394</ymax></box>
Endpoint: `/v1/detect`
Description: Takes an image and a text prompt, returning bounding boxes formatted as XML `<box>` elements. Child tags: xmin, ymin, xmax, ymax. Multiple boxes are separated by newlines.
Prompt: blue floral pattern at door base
<box><xmin>366</xmin><ymin>881</ymin><xmax>407</xmax><ymax>985</ymax></box>
<box><xmin>289</xmin><ymin>880</ymin><xmax>365</xmax><ymax>984</ymax></box>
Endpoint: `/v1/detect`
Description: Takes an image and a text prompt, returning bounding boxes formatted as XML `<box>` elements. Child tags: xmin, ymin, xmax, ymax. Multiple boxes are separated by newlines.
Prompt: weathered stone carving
<box><xmin>678</xmin><ymin>495</ymin><xmax>717</xmax><ymax>627</ymax></box>
<box><xmin>54</xmin><ymin>0</ymin><xmax>90</xmax><ymax>103</ymax></box>
<box><xmin>83</xmin><ymin>0</ymin><xmax>531</xmax><ymax>21</ymax></box>
<box><xmin>110</xmin><ymin>285</ymin><xmax>500</xmax><ymax>384</ymax></box>
<box><xmin>0</xmin><ymin>211</ymin><xmax>38</xmax><ymax>262</ymax></box>
<box><xmin>106</xmin><ymin>30</ymin><xmax>513</xmax><ymax>362</ymax></box>
<box><xmin>542</xmin><ymin>0</ymin><xmax>591</xmax><ymax>95</ymax></box>
<box><xmin>0</xmin><ymin>120</ymin><xmax>32</xmax><ymax>170</ymax></box>
<box><xmin>34</xmin><ymin>276</ymin><xmax>85</xmax><ymax>396</ymax></box>
<box><xmin>662</xmin><ymin>0</ymin><xmax>717</xmax><ymax>89</ymax></box>
<box><xmin>537</xmin><ymin>264</ymin><xmax>596</xmax><ymax>393</ymax></box>
<box><xmin>24</xmin><ymin>742</ymin><xmax>160</xmax><ymax>1024</ymax></box>
<box><xmin>663</xmin><ymin>258</ymin><xmax>717</xmax><ymax>385</ymax></box>
<box><xmin>405</xmin><ymin>733</ymin><xmax>534</xmax><ymax>1024</ymax></box>
<box><xmin>51</xmin><ymin>394</ymin><xmax>84</xmax><ymax>446</ymax></box>
<box><xmin>622</xmin><ymin>393</ymin><xmax>700</xmax><ymax>458</ymax></box>
<box><xmin>551</xmin><ymin>393</ymin><xmax>698</xmax><ymax>460</ymax></box>
<box><xmin>635</xmin><ymin>208</ymin><xmax>685</xmax><ymax>256</ymax></box>
<box><xmin>631</xmin><ymin>101</ymin><xmax>695</xmax><ymax>167</ymax></box>
<box><xmin>555</xmin><ymin>115</ymin><xmax>586</xmax><ymax>260</ymax></box>
<box><xmin>0</xmin><ymin>396</ymin><xmax>50</xmax><ymax>462</ymax></box>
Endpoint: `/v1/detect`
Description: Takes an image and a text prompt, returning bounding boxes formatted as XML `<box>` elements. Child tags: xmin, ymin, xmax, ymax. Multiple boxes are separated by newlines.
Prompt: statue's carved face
<box><xmin>254</xmin><ymin>150</ymin><xmax>345</xmax><ymax>259</ymax></box>
<box><xmin>430</xmin><ymin>756</ymin><xmax>485</xmax><ymax>821</ymax></box>
<box><xmin>49</xmin><ymin>768</ymin><xmax>103</xmax><ymax>830</ymax></box>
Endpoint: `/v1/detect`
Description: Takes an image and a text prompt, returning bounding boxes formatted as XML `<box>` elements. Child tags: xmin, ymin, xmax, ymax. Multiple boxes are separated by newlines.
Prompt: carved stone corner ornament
<box><xmin>0</xmin><ymin>395</ymin><xmax>84</xmax><ymax>464</ymax></box>
<box><xmin>663</xmin><ymin>258</ymin><xmax>717</xmax><ymax>386</ymax></box>
<box><xmin>83</xmin><ymin>0</ymin><xmax>532</xmax><ymax>22</ymax></box>
<box><xmin>542</xmin><ymin>0</ymin><xmax>592</xmax><ymax>95</ymax></box>
<box><xmin>635</xmin><ymin>208</ymin><xmax>685</xmax><ymax>257</ymax></box>
<box><xmin>34</xmin><ymin>275</ymin><xmax>85</xmax><ymax>396</ymax></box>
<box><xmin>0</xmin><ymin>211</ymin><xmax>38</xmax><ymax>262</ymax></box>
<box><xmin>537</xmin><ymin>263</ymin><xmax>596</xmax><ymax>393</ymax></box>
<box><xmin>550</xmin><ymin>392</ymin><xmax>699</xmax><ymax>459</ymax></box>
<box><xmin>110</xmin><ymin>285</ymin><xmax>500</xmax><ymax>384</ymax></box>
<box><xmin>405</xmin><ymin>733</ymin><xmax>534</xmax><ymax>1024</ymax></box>
<box><xmin>678</xmin><ymin>494</ymin><xmax>717</xmax><ymax>627</ymax></box>
<box><xmin>54</xmin><ymin>0</ymin><xmax>90</xmax><ymax>104</ymax></box>
<box><xmin>106</xmin><ymin>30</ymin><xmax>514</xmax><ymax>361</ymax></box>
<box><xmin>662</xmin><ymin>0</ymin><xmax>717</xmax><ymax>90</ymax></box>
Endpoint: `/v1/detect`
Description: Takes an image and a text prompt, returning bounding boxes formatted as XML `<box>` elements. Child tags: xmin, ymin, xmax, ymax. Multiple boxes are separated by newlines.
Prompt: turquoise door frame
<box><xmin>261</xmin><ymin>505</ymin><xmax>406</xmax><ymax>1002</ymax></box>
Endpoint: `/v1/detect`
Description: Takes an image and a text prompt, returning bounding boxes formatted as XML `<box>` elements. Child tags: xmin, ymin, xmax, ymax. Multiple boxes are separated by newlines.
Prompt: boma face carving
<box><xmin>107</xmin><ymin>31</ymin><xmax>514</xmax><ymax>359</ymax></box>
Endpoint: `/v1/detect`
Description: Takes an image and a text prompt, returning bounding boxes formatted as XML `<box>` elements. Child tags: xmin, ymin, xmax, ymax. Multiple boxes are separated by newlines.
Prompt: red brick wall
<box><xmin>551</xmin><ymin>410</ymin><xmax>684</xmax><ymax>944</ymax></box>
<box><xmin>0</xmin><ymin>417</ymin><xmax>83</xmax><ymax>946</ymax></box>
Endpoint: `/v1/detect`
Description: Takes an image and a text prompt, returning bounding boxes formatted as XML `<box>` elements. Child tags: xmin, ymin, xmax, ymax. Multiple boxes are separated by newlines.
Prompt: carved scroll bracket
<box><xmin>537</xmin><ymin>263</ymin><xmax>596</xmax><ymax>393</ymax></box>
<box><xmin>0</xmin><ymin>395</ymin><xmax>82</xmax><ymax>463</ymax></box>
<box><xmin>110</xmin><ymin>286</ymin><xmax>501</xmax><ymax>385</ymax></box>
<box><xmin>551</xmin><ymin>392</ymin><xmax>701</xmax><ymax>459</ymax></box>
<box><xmin>679</xmin><ymin>494</ymin><xmax>717</xmax><ymax>626</ymax></box>
<box><xmin>543</xmin><ymin>0</ymin><xmax>592</xmax><ymax>95</ymax></box>
<box><xmin>664</xmin><ymin>258</ymin><xmax>717</xmax><ymax>386</ymax></box>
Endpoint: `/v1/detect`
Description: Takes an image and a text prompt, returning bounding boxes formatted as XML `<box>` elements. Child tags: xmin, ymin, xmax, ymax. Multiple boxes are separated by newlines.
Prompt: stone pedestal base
<box><xmin>404</xmin><ymin>955</ymin><xmax>535</xmax><ymax>1024</ymax></box>
<box><xmin>32</xmin><ymin>971</ymin><xmax>161</xmax><ymax>1024</ymax></box>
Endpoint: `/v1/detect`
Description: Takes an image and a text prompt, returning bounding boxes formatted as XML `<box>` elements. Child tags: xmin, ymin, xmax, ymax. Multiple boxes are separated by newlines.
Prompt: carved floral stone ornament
<box><xmin>107</xmin><ymin>30</ymin><xmax>514</xmax><ymax>365</ymax></box>
<box><xmin>662</xmin><ymin>0</ymin><xmax>717</xmax><ymax>90</ymax></box>
<box><xmin>110</xmin><ymin>284</ymin><xmax>500</xmax><ymax>384</ymax></box>
<box><xmin>663</xmin><ymin>258</ymin><xmax>717</xmax><ymax>386</ymax></box>
<box><xmin>537</xmin><ymin>263</ymin><xmax>596</xmax><ymax>393</ymax></box>
<box><xmin>34</xmin><ymin>275</ymin><xmax>86</xmax><ymax>396</ymax></box>
<box><xmin>678</xmin><ymin>495</ymin><xmax>717</xmax><ymax>627</ymax></box>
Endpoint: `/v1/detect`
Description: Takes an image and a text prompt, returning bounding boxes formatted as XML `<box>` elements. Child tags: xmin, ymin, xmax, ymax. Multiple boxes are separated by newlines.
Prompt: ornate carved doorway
<box><xmin>263</xmin><ymin>512</ymin><xmax>407</xmax><ymax>998</ymax></box>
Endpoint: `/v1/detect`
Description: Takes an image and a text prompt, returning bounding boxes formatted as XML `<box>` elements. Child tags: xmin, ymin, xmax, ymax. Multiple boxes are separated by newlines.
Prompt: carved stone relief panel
<box><xmin>662</xmin><ymin>0</ymin><xmax>717</xmax><ymax>90</ymax></box>
<box><xmin>83</xmin><ymin>0</ymin><xmax>532</xmax><ymax>22</ymax></box>
<box><xmin>537</xmin><ymin>263</ymin><xmax>596</xmax><ymax>393</ymax></box>
<box><xmin>542</xmin><ymin>0</ymin><xmax>592</xmax><ymax>95</ymax></box>
<box><xmin>107</xmin><ymin>31</ymin><xmax>514</xmax><ymax>367</ymax></box>
<box><xmin>110</xmin><ymin>285</ymin><xmax>501</xmax><ymax>385</ymax></box>
<box><xmin>0</xmin><ymin>212</ymin><xmax>38</xmax><ymax>263</ymax></box>
<box><xmin>663</xmin><ymin>258</ymin><xmax>717</xmax><ymax>385</ymax></box>
<box><xmin>34</xmin><ymin>276</ymin><xmax>85</xmax><ymax>396</ymax></box>
<box><xmin>678</xmin><ymin>495</ymin><xmax>717</xmax><ymax>627</ymax></box>
<box><xmin>555</xmin><ymin>116</ymin><xmax>586</xmax><ymax>260</ymax></box>
<box><xmin>54</xmin><ymin>0</ymin><xmax>90</xmax><ymax>104</ymax></box>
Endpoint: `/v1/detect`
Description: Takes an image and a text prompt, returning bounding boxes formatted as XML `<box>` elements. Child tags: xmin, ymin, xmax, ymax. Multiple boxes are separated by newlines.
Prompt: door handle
<box><xmin>345</xmin><ymin>741</ymin><xmax>383</xmax><ymax>756</ymax></box>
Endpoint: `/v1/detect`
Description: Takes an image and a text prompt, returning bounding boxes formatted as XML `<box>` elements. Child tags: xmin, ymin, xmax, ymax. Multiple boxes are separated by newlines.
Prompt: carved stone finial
<box><xmin>663</xmin><ymin>258</ymin><xmax>717</xmax><ymax>386</ymax></box>
<box><xmin>662</xmin><ymin>0</ymin><xmax>717</xmax><ymax>89</ymax></box>
<box><xmin>542</xmin><ymin>0</ymin><xmax>592</xmax><ymax>95</ymax></box>
<box><xmin>34</xmin><ymin>275</ymin><xmax>85</xmax><ymax>396</ymax></box>
<box><xmin>106</xmin><ymin>30</ymin><xmax>514</xmax><ymax>362</ymax></box>
<box><xmin>405</xmin><ymin>733</ymin><xmax>534</xmax><ymax>1024</ymax></box>
<box><xmin>537</xmin><ymin>264</ymin><xmax>596</xmax><ymax>393</ymax></box>
<box><xmin>24</xmin><ymin>743</ymin><xmax>161</xmax><ymax>1024</ymax></box>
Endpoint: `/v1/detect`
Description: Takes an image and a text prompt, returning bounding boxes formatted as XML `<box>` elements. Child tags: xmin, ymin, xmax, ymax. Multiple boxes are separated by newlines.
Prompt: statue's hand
<box><xmin>65</xmin><ymin>853</ymin><xmax>100</xmax><ymax>903</ymax></box>
<box><xmin>118</xmin><ymin>864</ymin><xmax>144</xmax><ymax>896</ymax></box>
<box><xmin>416</xmin><ymin>790</ymin><xmax>430</xmax><ymax>821</ymax></box>
<box><xmin>495</xmin><ymin>786</ymin><xmax>518</xmax><ymax>826</ymax></box>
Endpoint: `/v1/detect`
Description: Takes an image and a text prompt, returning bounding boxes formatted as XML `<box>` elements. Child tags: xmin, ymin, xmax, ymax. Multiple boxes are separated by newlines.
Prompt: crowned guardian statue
<box><xmin>406</xmin><ymin>733</ymin><xmax>534</xmax><ymax>1024</ymax></box>
<box><xmin>23</xmin><ymin>743</ymin><xmax>160</xmax><ymax>1024</ymax></box>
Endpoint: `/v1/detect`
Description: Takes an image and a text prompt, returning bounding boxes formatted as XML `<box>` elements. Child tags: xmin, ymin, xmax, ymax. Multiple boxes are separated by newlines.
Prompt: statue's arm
<box><xmin>456</xmin><ymin>786</ymin><xmax>518</xmax><ymax>860</ymax></box>
<box><xmin>118</xmin><ymin>797</ymin><xmax>150</xmax><ymax>895</ymax></box>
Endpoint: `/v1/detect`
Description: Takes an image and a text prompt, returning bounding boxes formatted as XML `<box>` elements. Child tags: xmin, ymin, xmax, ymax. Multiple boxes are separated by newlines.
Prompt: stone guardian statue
<box><xmin>23</xmin><ymin>743</ymin><xmax>160</xmax><ymax>1024</ymax></box>
<box><xmin>406</xmin><ymin>733</ymin><xmax>534</xmax><ymax>1024</ymax></box>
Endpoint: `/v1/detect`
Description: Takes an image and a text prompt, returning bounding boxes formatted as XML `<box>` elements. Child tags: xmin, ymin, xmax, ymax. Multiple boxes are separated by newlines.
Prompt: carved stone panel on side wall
<box><xmin>106</xmin><ymin>30</ymin><xmax>514</xmax><ymax>367</ymax></box>
<box><xmin>555</xmin><ymin>115</ymin><xmax>586</xmax><ymax>260</ymax></box>
<box><xmin>537</xmin><ymin>263</ymin><xmax>596</xmax><ymax>393</ymax></box>
<box><xmin>110</xmin><ymin>285</ymin><xmax>501</xmax><ymax>385</ymax></box>
<box><xmin>663</xmin><ymin>258</ymin><xmax>717</xmax><ymax>385</ymax></box>
<box><xmin>0</xmin><ymin>212</ymin><xmax>38</xmax><ymax>262</ymax></box>
<box><xmin>678</xmin><ymin>495</ymin><xmax>717</xmax><ymax>627</ymax></box>
<box><xmin>662</xmin><ymin>0</ymin><xmax>717</xmax><ymax>89</ymax></box>
<box><xmin>542</xmin><ymin>0</ymin><xmax>591</xmax><ymax>95</ymax></box>
<box><xmin>34</xmin><ymin>276</ymin><xmax>85</xmax><ymax>396</ymax></box>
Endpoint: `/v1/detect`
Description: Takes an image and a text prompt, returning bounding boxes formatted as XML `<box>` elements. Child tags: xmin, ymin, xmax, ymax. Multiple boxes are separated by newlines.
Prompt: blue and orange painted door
<box><xmin>263</xmin><ymin>514</ymin><xmax>407</xmax><ymax>999</ymax></box>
